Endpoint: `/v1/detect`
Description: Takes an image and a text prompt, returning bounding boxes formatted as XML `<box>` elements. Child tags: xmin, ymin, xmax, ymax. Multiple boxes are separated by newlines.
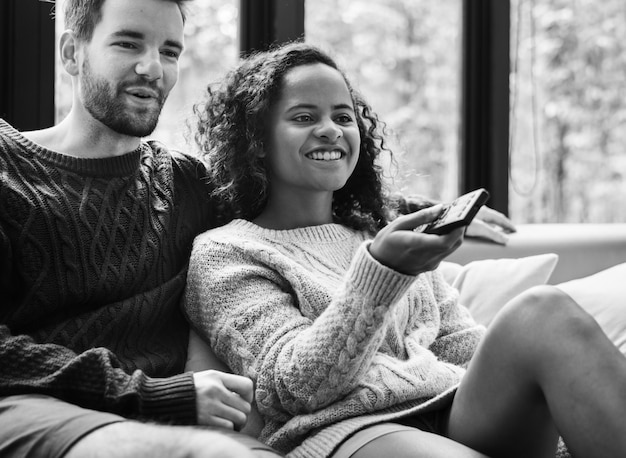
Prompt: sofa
<box><xmin>449</xmin><ymin>223</ymin><xmax>626</xmax><ymax>284</ymax></box>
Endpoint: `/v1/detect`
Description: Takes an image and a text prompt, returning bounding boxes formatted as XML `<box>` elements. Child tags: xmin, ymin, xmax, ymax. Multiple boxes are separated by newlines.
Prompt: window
<box><xmin>509</xmin><ymin>0</ymin><xmax>626</xmax><ymax>222</ymax></box>
<box><xmin>305</xmin><ymin>0</ymin><xmax>462</xmax><ymax>203</ymax></box>
<box><xmin>54</xmin><ymin>0</ymin><xmax>239</xmax><ymax>151</ymax></box>
<box><xmin>44</xmin><ymin>0</ymin><xmax>626</xmax><ymax>223</ymax></box>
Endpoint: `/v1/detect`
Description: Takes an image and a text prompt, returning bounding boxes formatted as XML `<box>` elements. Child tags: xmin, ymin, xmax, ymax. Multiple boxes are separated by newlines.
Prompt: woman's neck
<box><xmin>253</xmin><ymin>192</ymin><xmax>334</xmax><ymax>230</ymax></box>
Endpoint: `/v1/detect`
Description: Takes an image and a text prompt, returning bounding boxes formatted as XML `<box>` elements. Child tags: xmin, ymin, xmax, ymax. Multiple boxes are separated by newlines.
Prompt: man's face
<box><xmin>77</xmin><ymin>0</ymin><xmax>184</xmax><ymax>137</ymax></box>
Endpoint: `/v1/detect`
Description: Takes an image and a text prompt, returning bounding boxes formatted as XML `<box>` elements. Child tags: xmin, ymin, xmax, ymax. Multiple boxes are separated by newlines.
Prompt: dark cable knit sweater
<box><xmin>0</xmin><ymin>118</ymin><xmax>214</xmax><ymax>424</ymax></box>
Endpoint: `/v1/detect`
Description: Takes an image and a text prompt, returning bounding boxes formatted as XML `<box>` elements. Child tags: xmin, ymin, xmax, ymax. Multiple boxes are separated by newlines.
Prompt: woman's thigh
<box><xmin>333</xmin><ymin>423</ymin><xmax>488</xmax><ymax>458</ymax></box>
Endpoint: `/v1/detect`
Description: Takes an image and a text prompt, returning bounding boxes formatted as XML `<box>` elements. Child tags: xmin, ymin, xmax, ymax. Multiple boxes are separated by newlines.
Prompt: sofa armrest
<box><xmin>447</xmin><ymin>224</ymin><xmax>626</xmax><ymax>284</ymax></box>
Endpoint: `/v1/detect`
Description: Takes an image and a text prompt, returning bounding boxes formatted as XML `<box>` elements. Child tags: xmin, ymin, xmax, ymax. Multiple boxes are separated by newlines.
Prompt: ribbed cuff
<box><xmin>140</xmin><ymin>372</ymin><xmax>197</xmax><ymax>425</ymax></box>
<box><xmin>347</xmin><ymin>242</ymin><xmax>416</xmax><ymax>308</ymax></box>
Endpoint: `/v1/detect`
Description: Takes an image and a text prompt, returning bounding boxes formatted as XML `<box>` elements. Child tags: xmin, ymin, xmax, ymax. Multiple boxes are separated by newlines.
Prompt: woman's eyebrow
<box><xmin>333</xmin><ymin>103</ymin><xmax>355</xmax><ymax>111</ymax></box>
<box><xmin>285</xmin><ymin>102</ymin><xmax>354</xmax><ymax>112</ymax></box>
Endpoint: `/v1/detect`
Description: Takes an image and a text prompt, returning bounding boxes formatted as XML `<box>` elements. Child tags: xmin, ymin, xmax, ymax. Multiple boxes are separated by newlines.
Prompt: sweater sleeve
<box><xmin>184</xmin><ymin>238</ymin><xmax>416</xmax><ymax>417</ymax></box>
<box><xmin>0</xmin><ymin>325</ymin><xmax>198</xmax><ymax>424</ymax></box>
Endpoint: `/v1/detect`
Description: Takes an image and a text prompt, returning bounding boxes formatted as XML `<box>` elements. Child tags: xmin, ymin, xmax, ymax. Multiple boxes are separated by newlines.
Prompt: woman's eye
<box><xmin>294</xmin><ymin>114</ymin><xmax>313</xmax><ymax>122</ymax></box>
<box><xmin>336</xmin><ymin>114</ymin><xmax>354</xmax><ymax>124</ymax></box>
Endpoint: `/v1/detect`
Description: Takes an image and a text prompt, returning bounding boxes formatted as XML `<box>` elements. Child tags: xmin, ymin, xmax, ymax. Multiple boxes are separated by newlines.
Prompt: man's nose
<box><xmin>135</xmin><ymin>50</ymin><xmax>163</xmax><ymax>81</ymax></box>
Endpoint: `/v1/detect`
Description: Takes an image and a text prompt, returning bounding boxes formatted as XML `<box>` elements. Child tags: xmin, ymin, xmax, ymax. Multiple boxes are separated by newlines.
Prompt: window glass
<box><xmin>510</xmin><ymin>0</ymin><xmax>626</xmax><ymax>222</ymax></box>
<box><xmin>54</xmin><ymin>0</ymin><xmax>238</xmax><ymax>152</ymax></box>
<box><xmin>305</xmin><ymin>0</ymin><xmax>462</xmax><ymax>202</ymax></box>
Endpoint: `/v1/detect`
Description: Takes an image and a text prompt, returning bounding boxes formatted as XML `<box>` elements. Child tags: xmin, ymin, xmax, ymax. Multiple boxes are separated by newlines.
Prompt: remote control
<box><xmin>417</xmin><ymin>188</ymin><xmax>490</xmax><ymax>235</ymax></box>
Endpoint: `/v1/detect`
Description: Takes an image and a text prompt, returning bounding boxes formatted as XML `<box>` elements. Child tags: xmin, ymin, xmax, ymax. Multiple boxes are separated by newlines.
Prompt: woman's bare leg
<box><xmin>349</xmin><ymin>428</ymin><xmax>489</xmax><ymax>458</ymax></box>
<box><xmin>448</xmin><ymin>285</ymin><xmax>626</xmax><ymax>458</ymax></box>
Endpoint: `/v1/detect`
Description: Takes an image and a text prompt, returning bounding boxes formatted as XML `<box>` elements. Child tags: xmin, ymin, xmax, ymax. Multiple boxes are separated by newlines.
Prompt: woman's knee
<box><xmin>489</xmin><ymin>285</ymin><xmax>601</xmax><ymax>354</ymax></box>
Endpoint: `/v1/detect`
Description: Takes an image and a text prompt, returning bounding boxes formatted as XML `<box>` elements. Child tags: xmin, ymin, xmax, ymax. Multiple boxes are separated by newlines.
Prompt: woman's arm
<box><xmin>184</xmin><ymin>239</ymin><xmax>415</xmax><ymax>417</ymax></box>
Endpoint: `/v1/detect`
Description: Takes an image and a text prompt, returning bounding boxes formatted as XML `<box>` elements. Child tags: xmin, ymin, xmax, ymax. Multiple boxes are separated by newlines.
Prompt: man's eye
<box><xmin>115</xmin><ymin>42</ymin><xmax>137</xmax><ymax>49</ymax></box>
<box><xmin>161</xmin><ymin>50</ymin><xmax>180</xmax><ymax>59</ymax></box>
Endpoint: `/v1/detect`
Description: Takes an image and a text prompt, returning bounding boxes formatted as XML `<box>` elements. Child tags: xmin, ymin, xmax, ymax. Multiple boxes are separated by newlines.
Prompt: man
<box><xmin>0</xmin><ymin>0</ymin><xmax>279</xmax><ymax>456</ymax></box>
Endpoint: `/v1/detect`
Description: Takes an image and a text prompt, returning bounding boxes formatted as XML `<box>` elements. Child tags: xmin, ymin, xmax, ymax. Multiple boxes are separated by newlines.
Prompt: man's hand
<box><xmin>193</xmin><ymin>370</ymin><xmax>254</xmax><ymax>430</ymax></box>
<box><xmin>369</xmin><ymin>205</ymin><xmax>465</xmax><ymax>276</ymax></box>
<box><xmin>466</xmin><ymin>206</ymin><xmax>517</xmax><ymax>245</ymax></box>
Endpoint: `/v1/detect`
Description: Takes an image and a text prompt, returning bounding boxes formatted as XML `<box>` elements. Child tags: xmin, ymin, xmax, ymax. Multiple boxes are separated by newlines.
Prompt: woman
<box><xmin>185</xmin><ymin>42</ymin><xmax>626</xmax><ymax>458</ymax></box>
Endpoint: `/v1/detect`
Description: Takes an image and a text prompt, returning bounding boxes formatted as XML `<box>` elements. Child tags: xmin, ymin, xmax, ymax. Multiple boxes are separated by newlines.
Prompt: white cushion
<box><xmin>556</xmin><ymin>262</ymin><xmax>626</xmax><ymax>355</ymax></box>
<box><xmin>440</xmin><ymin>254</ymin><xmax>559</xmax><ymax>326</ymax></box>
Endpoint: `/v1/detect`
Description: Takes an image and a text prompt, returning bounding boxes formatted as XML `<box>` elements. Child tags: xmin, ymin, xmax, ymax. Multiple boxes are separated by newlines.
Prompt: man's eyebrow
<box><xmin>110</xmin><ymin>30</ymin><xmax>184</xmax><ymax>51</ymax></box>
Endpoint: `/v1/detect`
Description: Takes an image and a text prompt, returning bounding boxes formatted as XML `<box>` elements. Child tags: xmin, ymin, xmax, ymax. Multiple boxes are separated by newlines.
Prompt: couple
<box><xmin>1</xmin><ymin>0</ymin><xmax>624</xmax><ymax>458</ymax></box>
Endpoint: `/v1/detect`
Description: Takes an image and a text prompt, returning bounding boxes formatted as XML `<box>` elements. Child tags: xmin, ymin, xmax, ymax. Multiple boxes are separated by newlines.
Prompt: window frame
<box><xmin>461</xmin><ymin>0</ymin><xmax>510</xmax><ymax>214</ymax></box>
<box><xmin>0</xmin><ymin>0</ymin><xmax>509</xmax><ymax>214</ymax></box>
<box><xmin>239</xmin><ymin>0</ymin><xmax>304</xmax><ymax>57</ymax></box>
<box><xmin>0</xmin><ymin>0</ymin><xmax>55</xmax><ymax>131</ymax></box>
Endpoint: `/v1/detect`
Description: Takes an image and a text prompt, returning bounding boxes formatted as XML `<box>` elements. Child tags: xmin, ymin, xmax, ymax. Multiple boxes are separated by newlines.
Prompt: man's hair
<box><xmin>192</xmin><ymin>41</ymin><xmax>395</xmax><ymax>234</ymax></box>
<box><xmin>63</xmin><ymin>0</ymin><xmax>191</xmax><ymax>41</ymax></box>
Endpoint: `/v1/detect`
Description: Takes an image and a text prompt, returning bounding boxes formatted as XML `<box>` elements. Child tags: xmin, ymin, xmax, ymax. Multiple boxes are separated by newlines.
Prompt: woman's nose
<box><xmin>315</xmin><ymin>119</ymin><xmax>342</xmax><ymax>142</ymax></box>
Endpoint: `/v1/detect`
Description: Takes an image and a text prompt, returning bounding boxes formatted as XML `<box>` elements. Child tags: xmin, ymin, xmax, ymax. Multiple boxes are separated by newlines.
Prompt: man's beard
<box><xmin>81</xmin><ymin>57</ymin><xmax>166</xmax><ymax>137</ymax></box>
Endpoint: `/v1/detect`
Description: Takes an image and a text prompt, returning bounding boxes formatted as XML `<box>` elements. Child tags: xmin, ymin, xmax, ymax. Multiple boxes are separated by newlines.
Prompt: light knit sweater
<box><xmin>185</xmin><ymin>219</ymin><xmax>485</xmax><ymax>457</ymax></box>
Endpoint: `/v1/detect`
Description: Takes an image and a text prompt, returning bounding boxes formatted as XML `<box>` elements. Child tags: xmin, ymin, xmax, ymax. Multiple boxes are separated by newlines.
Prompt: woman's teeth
<box><xmin>308</xmin><ymin>150</ymin><xmax>342</xmax><ymax>161</ymax></box>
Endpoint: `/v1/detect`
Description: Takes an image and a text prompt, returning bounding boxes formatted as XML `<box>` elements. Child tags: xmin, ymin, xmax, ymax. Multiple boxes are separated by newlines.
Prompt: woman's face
<box><xmin>264</xmin><ymin>63</ymin><xmax>361</xmax><ymax>198</ymax></box>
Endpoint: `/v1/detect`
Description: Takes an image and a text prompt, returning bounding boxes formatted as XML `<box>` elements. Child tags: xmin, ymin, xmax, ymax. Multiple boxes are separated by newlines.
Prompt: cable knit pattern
<box><xmin>184</xmin><ymin>219</ymin><xmax>485</xmax><ymax>456</ymax></box>
<box><xmin>0</xmin><ymin>119</ymin><xmax>213</xmax><ymax>424</ymax></box>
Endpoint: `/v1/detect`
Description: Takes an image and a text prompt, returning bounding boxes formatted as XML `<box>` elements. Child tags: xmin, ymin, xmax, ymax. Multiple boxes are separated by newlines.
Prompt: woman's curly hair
<box><xmin>192</xmin><ymin>42</ymin><xmax>396</xmax><ymax>234</ymax></box>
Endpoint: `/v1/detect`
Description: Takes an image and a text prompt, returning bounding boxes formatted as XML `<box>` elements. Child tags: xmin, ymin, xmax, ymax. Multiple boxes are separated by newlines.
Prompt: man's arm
<box><xmin>0</xmin><ymin>215</ymin><xmax>197</xmax><ymax>424</ymax></box>
<box><xmin>0</xmin><ymin>325</ymin><xmax>198</xmax><ymax>424</ymax></box>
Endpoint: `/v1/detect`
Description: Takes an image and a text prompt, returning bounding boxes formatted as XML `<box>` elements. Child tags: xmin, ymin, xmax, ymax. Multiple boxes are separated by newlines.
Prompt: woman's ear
<box><xmin>59</xmin><ymin>30</ymin><xmax>81</xmax><ymax>76</ymax></box>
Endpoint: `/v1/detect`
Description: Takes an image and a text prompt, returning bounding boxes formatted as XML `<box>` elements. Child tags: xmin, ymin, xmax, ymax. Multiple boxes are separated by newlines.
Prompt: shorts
<box><xmin>0</xmin><ymin>394</ymin><xmax>283</xmax><ymax>458</ymax></box>
<box><xmin>332</xmin><ymin>406</ymin><xmax>451</xmax><ymax>458</ymax></box>
<box><xmin>0</xmin><ymin>394</ymin><xmax>124</xmax><ymax>458</ymax></box>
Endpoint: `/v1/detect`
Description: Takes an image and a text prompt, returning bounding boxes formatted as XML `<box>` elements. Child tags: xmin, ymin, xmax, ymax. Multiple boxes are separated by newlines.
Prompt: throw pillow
<box><xmin>440</xmin><ymin>254</ymin><xmax>559</xmax><ymax>326</ymax></box>
<box><xmin>556</xmin><ymin>262</ymin><xmax>626</xmax><ymax>356</ymax></box>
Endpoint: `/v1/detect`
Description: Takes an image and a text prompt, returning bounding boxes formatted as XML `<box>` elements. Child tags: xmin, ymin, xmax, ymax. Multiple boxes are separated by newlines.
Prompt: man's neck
<box><xmin>23</xmin><ymin>110</ymin><xmax>142</xmax><ymax>159</ymax></box>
